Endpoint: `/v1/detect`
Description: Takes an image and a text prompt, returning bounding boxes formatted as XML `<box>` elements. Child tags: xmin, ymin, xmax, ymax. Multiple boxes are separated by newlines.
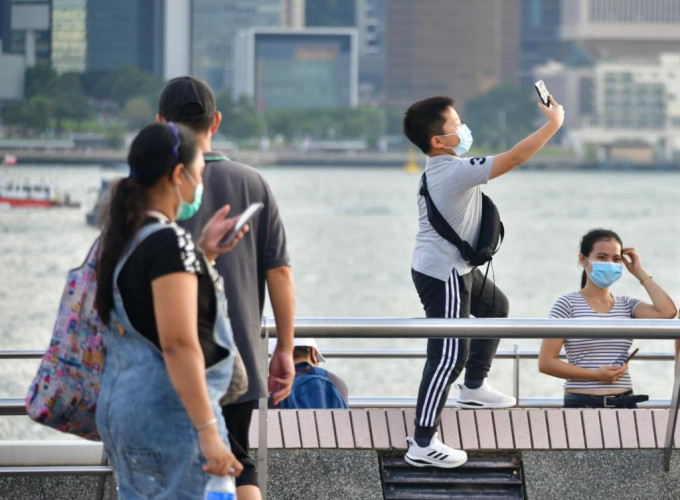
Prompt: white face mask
<box><xmin>438</xmin><ymin>124</ymin><xmax>473</xmax><ymax>156</ymax></box>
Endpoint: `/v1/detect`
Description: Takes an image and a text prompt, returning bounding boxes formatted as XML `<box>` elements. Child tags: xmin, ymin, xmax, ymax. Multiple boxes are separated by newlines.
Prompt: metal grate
<box><xmin>380</xmin><ymin>454</ymin><xmax>525</xmax><ymax>499</ymax></box>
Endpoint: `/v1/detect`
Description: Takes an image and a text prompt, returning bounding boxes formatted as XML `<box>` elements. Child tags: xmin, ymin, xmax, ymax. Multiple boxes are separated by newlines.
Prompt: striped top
<box><xmin>549</xmin><ymin>291</ymin><xmax>641</xmax><ymax>391</ymax></box>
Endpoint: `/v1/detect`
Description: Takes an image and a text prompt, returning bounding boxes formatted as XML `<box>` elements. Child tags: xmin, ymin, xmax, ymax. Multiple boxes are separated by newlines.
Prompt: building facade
<box><xmin>356</xmin><ymin>0</ymin><xmax>384</xmax><ymax>103</ymax></box>
<box><xmin>561</xmin><ymin>0</ymin><xmax>680</xmax><ymax>59</ymax></box>
<box><xmin>233</xmin><ymin>27</ymin><xmax>358</xmax><ymax>111</ymax></box>
<box><xmin>305</xmin><ymin>0</ymin><xmax>355</xmax><ymax>27</ymax></box>
<box><xmin>0</xmin><ymin>0</ymin><xmax>51</xmax><ymax>67</ymax></box>
<box><xmin>545</xmin><ymin>53</ymin><xmax>680</xmax><ymax>162</ymax></box>
<box><xmin>191</xmin><ymin>0</ymin><xmax>281</xmax><ymax>92</ymax></box>
<box><xmin>384</xmin><ymin>0</ymin><xmax>520</xmax><ymax>113</ymax></box>
<box><xmin>51</xmin><ymin>0</ymin><xmax>85</xmax><ymax>73</ymax></box>
<box><xmin>86</xmin><ymin>0</ymin><xmax>163</xmax><ymax>75</ymax></box>
<box><xmin>520</xmin><ymin>0</ymin><xmax>565</xmax><ymax>86</ymax></box>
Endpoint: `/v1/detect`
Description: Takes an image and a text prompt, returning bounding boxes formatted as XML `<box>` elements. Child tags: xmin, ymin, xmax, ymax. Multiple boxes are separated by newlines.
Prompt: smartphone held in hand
<box><xmin>217</xmin><ymin>202</ymin><xmax>264</xmax><ymax>248</ymax></box>
<box><xmin>534</xmin><ymin>80</ymin><xmax>551</xmax><ymax>108</ymax></box>
<box><xmin>624</xmin><ymin>347</ymin><xmax>640</xmax><ymax>364</ymax></box>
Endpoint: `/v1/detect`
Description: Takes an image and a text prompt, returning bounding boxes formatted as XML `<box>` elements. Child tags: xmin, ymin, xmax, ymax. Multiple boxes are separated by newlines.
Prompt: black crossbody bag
<box><xmin>420</xmin><ymin>172</ymin><xmax>504</xmax><ymax>267</ymax></box>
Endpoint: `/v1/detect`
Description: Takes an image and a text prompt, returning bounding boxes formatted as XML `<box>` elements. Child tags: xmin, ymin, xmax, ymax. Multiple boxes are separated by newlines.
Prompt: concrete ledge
<box><xmin>0</xmin><ymin>476</ymin><xmax>115</xmax><ymax>499</ymax></box>
<box><xmin>0</xmin><ymin>441</ymin><xmax>105</xmax><ymax>466</ymax></box>
<box><xmin>522</xmin><ymin>450</ymin><xmax>680</xmax><ymax>500</ymax></box>
<box><xmin>262</xmin><ymin>449</ymin><xmax>382</xmax><ymax>500</ymax></box>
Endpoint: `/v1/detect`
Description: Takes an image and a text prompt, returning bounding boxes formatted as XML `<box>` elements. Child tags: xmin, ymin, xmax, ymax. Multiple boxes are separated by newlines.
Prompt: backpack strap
<box><xmin>420</xmin><ymin>172</ymin><xmax>476</xmax><ymax>261</ymax></box>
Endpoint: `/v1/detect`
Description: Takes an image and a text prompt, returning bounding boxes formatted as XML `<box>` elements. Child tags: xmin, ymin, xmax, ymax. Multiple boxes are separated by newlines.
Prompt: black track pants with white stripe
<box><xmin>411</xmin><ymin>268</ymin><xmax>509</xmax><ymax>431</ymax></box>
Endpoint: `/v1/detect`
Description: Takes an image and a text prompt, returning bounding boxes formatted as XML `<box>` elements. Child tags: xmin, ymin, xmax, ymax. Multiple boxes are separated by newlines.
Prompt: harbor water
<box><xmin>1</xmin><ymin>164</ymin><xmax>679</xmax><ymax>440</ymax></box>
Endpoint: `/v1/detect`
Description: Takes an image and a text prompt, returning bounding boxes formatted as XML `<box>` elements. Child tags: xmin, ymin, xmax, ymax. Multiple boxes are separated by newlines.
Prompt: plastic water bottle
<box><xmin>204</xmin><ymin>474</ymin><xmax>236</xmax><ymax>500</ymax></box>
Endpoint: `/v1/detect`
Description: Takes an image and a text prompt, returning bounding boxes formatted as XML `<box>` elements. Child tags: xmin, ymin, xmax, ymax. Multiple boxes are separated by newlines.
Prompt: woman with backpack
<box><xmin>539</xmin><ymin>228</ymin><xmax>676</xmax><ymax>409</ymax></box>
<box><xmin>95</xmin><ymin>123</ymin><xmax>246</xmax><ymax>497</ymax></box>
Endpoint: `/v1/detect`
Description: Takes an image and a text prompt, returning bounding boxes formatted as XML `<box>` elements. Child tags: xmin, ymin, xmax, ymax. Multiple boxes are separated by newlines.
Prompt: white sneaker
<box><xmin>455</xmin><ymin>380</ymin><xmax>516</xmax><ymax>409</ymax></box>
<box><xmin>404</xmin><ymin>432</ymin><xmax>467</xmax><ymax>468</ymax></box>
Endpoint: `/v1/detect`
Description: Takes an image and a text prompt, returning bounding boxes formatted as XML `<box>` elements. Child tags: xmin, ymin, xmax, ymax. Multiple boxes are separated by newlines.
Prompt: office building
<box><xmin>356</xmin><ymin>0</ymin><xmax>385</xmax><ymax>102</ymax></box>
<box><xmin>0</xmin><ymin>51</ymin><xmax>24</xmax><ymax>101</ymax></box>
<box><xmin>384</xmin><ymin>0</ymin><xmax>520</xmax><ymax>112</ymax></box>
<box><xmin>550</xmin><ymin>53</ymin><xmax>680</xmax><ymax>162</ymax></box>
<box><xmin>51</xmin><ymin>0</ymin><xmax>85</xmax><ymax>73</ymax></box>
<box><xmin>0</xmin><ymin>0</ymin><xmax>51</xmax><ymax>67</ymax></box>
<box><xmin>86</xmin><ymin>0</ymin><xmax>163</xmax><ymax>75</ymax></box>
<box><xmin>305</xmin><ymin>0</ymin><xmax>355</xmax><ymax>27</ymax></box>
<box><xmin>561</xmin><ymin>0</ymin><xmax>680</xmax><ymax>59</ymax></box>
<box><xmin>191</xmin><ymin>0</ymin><xmax>281</xmax><ymax>92</ymax></box>
<box><xmin>162</xmin><ymin>0</ymin><xmax>190</xmax><ymax>79</ymax></box>
<box><xmin>233</xmin><ymin>27</ymin><xmax>358</xmax><ymax>111</ymax></box>
<box><xmin>520</xmin><ymin>0</ymin><xmax>568</xmax><ymax>86</ymax></box>
<box><xmin>282</xmin><ymin>0</ymin><xmax>304</xmax><ymax>28</ymax></box>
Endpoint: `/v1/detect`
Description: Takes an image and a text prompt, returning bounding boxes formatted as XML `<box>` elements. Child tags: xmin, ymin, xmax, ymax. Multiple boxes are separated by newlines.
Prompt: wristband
<box><xmin>639</xmin><ymin>274</ymin><xmax>653</xmax><ymax>284</ymax></box>
<box><xmin>197</xmin><ymin>417</ymin><xmax>217</xmax><ymax>432</ymax></box>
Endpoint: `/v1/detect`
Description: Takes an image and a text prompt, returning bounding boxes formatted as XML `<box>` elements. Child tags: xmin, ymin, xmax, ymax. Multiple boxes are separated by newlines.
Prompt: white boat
<box><xmin>0</xmin><ymin>179</ymin><xmax>80</xmax><ymax>208</ymax></box>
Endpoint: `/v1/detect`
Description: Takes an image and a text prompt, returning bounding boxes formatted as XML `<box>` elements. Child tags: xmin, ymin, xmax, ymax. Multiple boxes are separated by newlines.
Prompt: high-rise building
<box><xmin>356</xmin><ymin>0</ymin><xmax>385</xmax><ymax>103</ymax></box>
<box><xmin>51</xmin><ymin>0</ymin><xmax>85</xmax><ymax>73</ymax></box>
<box><xmin>561</xmin><ymin>0</ymin><xmax>680</xmax><ymax>59</ymax></box>
<box><xmin>560</xmin><ymin>53</ymin><xmax>680</xmax><ymax>162</ymax></box>
<box><xmin>162</xmin><ymin>0</ymin><xmax>190</xmax><ymax>80</ymax></box>
<box><xmin>0</xmin><ymin>0</ymin><xmax>51</xmax><ymax>67</ymax></box>
<box><xmin>282</xmin><ymin>0</ymin><xmax>304</xmax><ymax>28</ymax></box>
<box><xmin>384</xmin><ymin>0</ymin><xmax>520</xmax><ymax>112</ymax></box>
<box><xmin>305</xmin><ymin>0</ymin><xmax>355</xmax><ymax>27</ymax></box>
<box><xmin>520</xmin><ymin>0</ymin><xmax>566</xmax><ymax>86</ymax></box>
<box><xmin>86</xmin><ymin>0</ymin><xmax>163</xmax><ymax>75</ymax></box>
<box><xmin>191</xmin><ymin>0</ymin><xmax>281</xmax><ymax>92</ymax></box>
<box><xmin>233</xmin><ymin>27</ymin><xmax>358</xmax><ymax>111</ymax></box>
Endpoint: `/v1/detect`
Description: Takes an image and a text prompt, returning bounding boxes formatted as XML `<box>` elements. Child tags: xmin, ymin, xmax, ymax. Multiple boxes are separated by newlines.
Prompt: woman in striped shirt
<box><xmin>539</xmin><ymin>229</ymin><xmax>676</xmax><ymax>408</ymax></box>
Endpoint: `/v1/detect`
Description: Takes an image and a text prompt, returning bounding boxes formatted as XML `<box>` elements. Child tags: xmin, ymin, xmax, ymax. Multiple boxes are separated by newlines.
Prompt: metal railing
<box><xmin>257</xmin><ymin>316</ymin><xmax>680</xmax><ymax>495</ymax></box>
<box><xmin>1</xmin><ymin>317</ymin><xmax>679</xmax><ymax>499</ymax></box>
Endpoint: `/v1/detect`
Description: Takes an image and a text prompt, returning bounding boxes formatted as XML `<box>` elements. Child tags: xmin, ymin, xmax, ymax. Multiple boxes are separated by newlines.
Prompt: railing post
<box><xmin>663</xmin><ymin>356</ymin><xmax>680</xmax><ymax>471</ymax></box>
<box><xmin>258</xmin><ymin>316</ymin><xmax>269</xmax><ymax>499</ymax></box>
<box><xmin>96</xmin><ymin>449</ymin><xmax>108</xmax><ymax>500</ymax></box>
<box><xmin>513</xmin><ymin>343</ymin><xmax>520</xmax><ymax>405</ymax></box>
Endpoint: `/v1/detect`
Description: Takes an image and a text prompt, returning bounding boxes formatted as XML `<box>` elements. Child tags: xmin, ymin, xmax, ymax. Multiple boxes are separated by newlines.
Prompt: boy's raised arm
<box><xmin>491</xmin><ymin>96</ymin><xmax>565</xmax><ymax>179</ymax></box>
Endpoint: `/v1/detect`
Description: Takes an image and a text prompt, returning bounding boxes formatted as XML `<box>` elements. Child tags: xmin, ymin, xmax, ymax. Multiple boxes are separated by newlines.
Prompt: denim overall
<box><xmin>96</xmin><ymin>222</ymin><xmax>237</xmax><ymax>499</ymax></box>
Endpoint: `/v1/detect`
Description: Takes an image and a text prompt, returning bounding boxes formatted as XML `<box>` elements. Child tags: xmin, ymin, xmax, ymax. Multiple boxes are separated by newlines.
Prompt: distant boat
<box><xmin>0</xmin><ymin>179</ymin><xmax>80</xmax><ymax>208</ymax></box>
<box><xmin>1</xmin><ymin>154</ymin><xmax>17</xmax><ymax>166</ymax></box>
<box><xmin>86</xmin><ymin>179</ymin><xmax>116</xmax><ymax>226</ymax></box>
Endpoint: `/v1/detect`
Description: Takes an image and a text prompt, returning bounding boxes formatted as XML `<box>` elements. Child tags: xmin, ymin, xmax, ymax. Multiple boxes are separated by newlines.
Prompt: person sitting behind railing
<box><xmin>270</xmin><ymin>338</ymin><xmax>348</xmax><ymax>409</ymax></box>
<box><xmin>539</xmin><ymin>228</ymin><xmax>677</xmax><ymax>409</ymax></box>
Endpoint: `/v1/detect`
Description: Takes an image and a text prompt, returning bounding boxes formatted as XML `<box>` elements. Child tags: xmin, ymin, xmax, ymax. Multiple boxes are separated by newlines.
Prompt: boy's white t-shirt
<box><xmin>411</xmin><ymin>154</ymin><xmax>494</xmax><ymax>281</ymax></box>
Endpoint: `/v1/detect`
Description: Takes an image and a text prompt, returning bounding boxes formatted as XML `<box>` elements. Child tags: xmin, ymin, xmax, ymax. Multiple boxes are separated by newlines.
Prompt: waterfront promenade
<box><xmin>3</xmin><ymin>147</ymin><xmax>676</xmax><ymax>169</ymax></box>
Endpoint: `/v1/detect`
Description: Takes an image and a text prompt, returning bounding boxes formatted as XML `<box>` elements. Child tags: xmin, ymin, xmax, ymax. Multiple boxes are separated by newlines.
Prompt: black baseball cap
<box><xmin>158</xmin><ymin>76</ymin><xmax>216</xmax><ymax>129</ymax></box>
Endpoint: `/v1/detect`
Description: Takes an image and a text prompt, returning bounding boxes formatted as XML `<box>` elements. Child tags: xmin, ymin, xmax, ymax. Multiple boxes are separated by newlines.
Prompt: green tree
<box><xmin>464</xmin><ymin>85</ymin><xmax>536</xmax><ymax>150</ymax></box>
<box><xmin>51</xmin><ymin>72</ymin><xmax>92</xmax><ymax>131</ymax></box>
<box><xmin>2</xmin><ymin>96</ymin><xmax>54</xmax><ymax>133</ymax></box>
<box><xmin>24</xmin><ymin>95</ymin><xmax>54</xmax><ymax>132</ymax></box>
<box><xmin>120</xmin><ymin>96</ymin><xmax>154</xmax><ymax>130</ymax></box>
<box><xmin>24</xmin><ymin>63</ymin><xmax>57</xmax><ymax>99</ymax></box>
<box><xmin>105</xmin><ymin>124</ymin><xmax>126</xmax><ymax>149</ymax></box>
<box><xmin>109</xmin><ymin>65</ymin><xmax>164</xmax><ymax>106</ymax></box>
<box><xmin>216</xmin><ymin>90</ymin><xmax>264</xmax><ymax>139</ymax></box>
<box><xmin>263</xmin><ymin>106</ymin><xmax>386</xmax><ymax>148</ymax></box>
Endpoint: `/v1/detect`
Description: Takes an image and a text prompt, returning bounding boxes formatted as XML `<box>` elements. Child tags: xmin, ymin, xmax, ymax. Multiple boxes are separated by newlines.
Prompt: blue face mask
<box><xmin>586</xmin><ymin>258</ymin><xmax>623</xmax><ymax>289</ymax></box>
<box><xmin>175</xmin><ymin>169</ymin><xmax>203</xmax><ymax>221</ymax></box>
<box><xmin>439</xmin><ymin>124</ymin><xmax>474</xmax><ymax>156</ymax></box>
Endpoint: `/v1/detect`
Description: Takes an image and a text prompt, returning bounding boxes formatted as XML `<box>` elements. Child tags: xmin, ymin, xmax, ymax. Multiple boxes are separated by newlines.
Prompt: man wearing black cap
<box><xmin>157</xmin><ymin>76</ymin><xmax>295</xmax><ymax>499</ymax></box>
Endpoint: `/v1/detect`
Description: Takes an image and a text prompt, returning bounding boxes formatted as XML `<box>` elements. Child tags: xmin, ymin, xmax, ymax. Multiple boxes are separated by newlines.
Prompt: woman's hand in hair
<box><xmin>622</xmin><ymin>247</ymin><xmax>645</xmax><ymax>280</ymax></box>
<box><xmin>199</xmin><ymin>204</ymin><xmax>250</xmax><ymax>262</ymax></box>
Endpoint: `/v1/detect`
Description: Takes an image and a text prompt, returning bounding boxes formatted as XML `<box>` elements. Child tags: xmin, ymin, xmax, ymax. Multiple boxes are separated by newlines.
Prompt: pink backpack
<box><xmin>26</xmin><ymin>237</ymin><xmax>113</xmax><ymax>441</ymax></box>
